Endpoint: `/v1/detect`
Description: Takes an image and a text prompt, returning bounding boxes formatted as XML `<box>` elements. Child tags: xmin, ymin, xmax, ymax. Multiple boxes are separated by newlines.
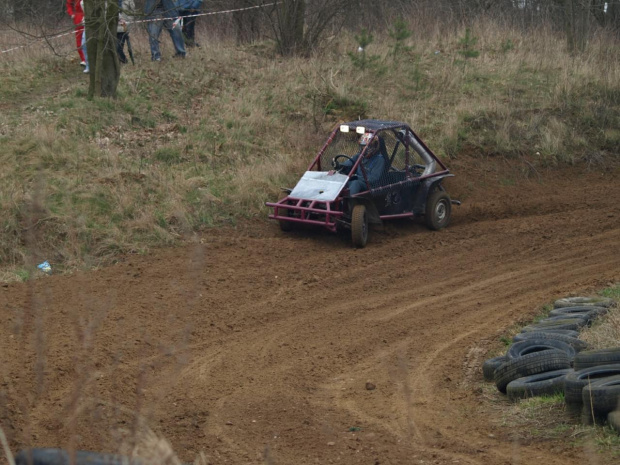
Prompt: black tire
<box><xmin>512</xmin><ymin>332</ymin><xmax>589</xmax><ymax>352</ymax></box>
<box><xmin>506</xmin><ymin>339</ymin><xmax>576</xmax><ymax>361</ymax></box>
<box><xmin>574</xmin><ymin>348</ymin><xmax>620</xmax><ymax>370</ymax></box>
<box><xmin>548</xmin><ymin>306</ymin><xmax>608</xmax><ymax>318</ymax></box>
<box><xmin>277</xmin><ymin>195</ymin><xmax>294</xmax><ymax>232</ymax></box>
<box><xmin>554</xmin><ymin>297</ymin><xmax>616</xmax><ymax>309</ymax></box>
<box><xmin>518</xmin><ymin>328</ymin><xmax>580</xmax><ymax>338</ymax></box>
<box><xmin>521</xmin><ymin>318</ymin><xmax>586</xmax><ymax>332</ymax></box>
<box><xmin>351</xmin><ymin>204</ymin><xmax>368</xmax><ymax>248</ymax></box>
<box><xmin>582</xmin><ymin>374</ymin><xmax>620</xmax><ymax>417</ymax></box>
<box><xmin>425</xmin><ymin>189</ymin><xmax>451</xmax><ymax>230</ymax></box>
<box><xmin>494</xmin><ymin>350</ymin><xmax>571</xmax><ymax>394</ymax></box>
<box><xmin>506</xmin><ymin>369</ymin><xmax>571</xmax><ymax>401</ymax></box>
<box><xmin>520</xmin><ymin>322</ymin><xmax>583</xmax><ymax>333</ymax></box>
<box><xmin>539</xmin><ymin>314</ymin><xmax>591</xmax><ymax>326</ymax></box>
<box><xmin>580</xmin><ymin>406</ymin><xmax>599</xmax><ymax>426</ymax></box>
<box><xmin>608</xmin><ymin>411</ymin><xmax>620</xmax><ymax>433</ymax></box>
<box><xmin>483</xmin><ymin>355</ymin><xmax>506</xmax><ymax>382</ymax></box>
<box><xmin>15</xmin><ymin>449</ymin><xmax>139</xmax><ymax>465</ymax></box>
<box><xmin>563</xmin><ymin>364</ymin><xmax>620</xmax><ymax>404</ymax></box>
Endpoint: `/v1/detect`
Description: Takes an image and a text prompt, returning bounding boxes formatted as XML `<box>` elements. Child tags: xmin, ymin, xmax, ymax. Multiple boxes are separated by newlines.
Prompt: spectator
<box><xmin>177</xmin><ymin>0</ymin><xmax>203</xmax><ymax>48</ymax></box>
<box><xmin>144</xmin><ymin>0</ymin><xmax>186</xmax><ymax>61</ymax></box>
<box><xmin>66</xmin><ymin>0</ymin><xmax>86</xmax><ymax>66</ymax></box>
<box><xmin>82</xmin><ymin>25</ymin><xmax>89</xmax><ymax>73</ymax></box>
<box><xmin>80</xmin><ymin>0</ymin><xmax>89</xmax><ymax>73</ymax></box>
<box><xmin>117</xmin><ymin>0</ymin><xmax>136</xmax><ymax>64</ymax></box>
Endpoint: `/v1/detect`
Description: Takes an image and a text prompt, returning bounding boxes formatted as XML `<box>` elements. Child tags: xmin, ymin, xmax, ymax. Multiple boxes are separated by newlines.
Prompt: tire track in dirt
<box><xmin>1</xmin><ymin>169</ymin><xmax>619</xmax><ymax>464</ymax></box>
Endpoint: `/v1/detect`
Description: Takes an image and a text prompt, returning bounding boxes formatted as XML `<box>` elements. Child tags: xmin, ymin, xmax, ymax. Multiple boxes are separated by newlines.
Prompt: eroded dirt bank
<box><xmin>1</xmin><ymin>160</ymin><xmax>619</xmax><ymax>464</ymax></box>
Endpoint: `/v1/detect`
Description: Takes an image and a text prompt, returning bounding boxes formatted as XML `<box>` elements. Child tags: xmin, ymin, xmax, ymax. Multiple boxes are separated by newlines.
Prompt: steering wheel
<box><xmin>332</xmin><ymin>154</ymin><xmax>354</xmax><ymax>171</ymax></box>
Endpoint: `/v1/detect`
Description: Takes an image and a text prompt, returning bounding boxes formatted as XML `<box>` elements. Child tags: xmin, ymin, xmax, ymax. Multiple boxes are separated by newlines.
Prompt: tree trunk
<box><xmin>84</xmin><ymin>0</ymin><xmax>120</xmax><ymax>98</ymax></box>
<box><xmin>277</xmin><ymin>0</ymin><xmax>305</xmax><ymax>56</ymax></box>
<box><xmin>562</xmin><ymin>0</ymin><xmax>590</xmax><ymax>53</ymax></box>
<box><xmin>233</xmin><ymin>0</ymin><xmax>262</xmax><ymax>44</ymax></box>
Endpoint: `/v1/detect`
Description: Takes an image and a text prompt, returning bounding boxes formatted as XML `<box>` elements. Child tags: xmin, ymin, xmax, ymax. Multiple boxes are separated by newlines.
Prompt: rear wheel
<box><xmin>351</xmin><ymin>204</ymin><xmax>368</xmax><ymax>248</ymax></box>
<box><xmin>425</xmin><ymin>189</ymin><xmax>451</xmax><ymax>230</ymax></box>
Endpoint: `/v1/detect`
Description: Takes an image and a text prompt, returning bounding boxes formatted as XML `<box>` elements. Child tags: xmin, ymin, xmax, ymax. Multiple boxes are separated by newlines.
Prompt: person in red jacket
<box><xmin>66</xmin><ymin>0</ymin><xmax>86</xmax><ymax>66</ymax></box>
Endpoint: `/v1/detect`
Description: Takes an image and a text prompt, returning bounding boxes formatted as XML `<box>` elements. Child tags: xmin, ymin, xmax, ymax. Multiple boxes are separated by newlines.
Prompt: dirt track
<box><xmin>1</xmin><ymin>160</ymin><xmax>620</xmax><ymax>464</ymax></box>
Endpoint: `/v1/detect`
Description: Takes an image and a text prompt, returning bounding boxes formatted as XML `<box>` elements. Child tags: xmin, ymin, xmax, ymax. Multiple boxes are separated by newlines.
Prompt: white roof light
<box><xmin>340</xmin><ymin>125</ymin><xmax>350</xmax><ymax>133</ymax></box>
<box><xmin>356</xmin><ymin>126</ymin><xmax>366</xmax><ymax>134</ymax></box>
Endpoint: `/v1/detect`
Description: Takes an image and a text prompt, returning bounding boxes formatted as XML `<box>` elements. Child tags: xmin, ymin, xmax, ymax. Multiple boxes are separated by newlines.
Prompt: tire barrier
<box><xmin>482</xmin><ymin>355</ymin><xmax>506</xmax><ymax>382</ymax></box>
<box><xmin>506</xmin><ymin>339</ymin><xmax>576</xmax><ymax>361</ymax></box>
<box><xmin>518</xmin><ymin>328</ymin><xmax>580</xmax><ymax>337</ymax></box>
<box><xmin>480</xmin><ymin>294</ymin><xmax>619</xmax><ymax>429</ymax></box>
<box><xmin>548</xmin><ymin>306</ymin><xmax>608</xmax><ymax>318</ymax></box>
<box><xmin>520</xmin><ymin>319</ymin><xmax>586</xmax><ymax>332</ymax></box>
<box><xmin>554</xmin><ymin>297</ymin><xmax>615</xmax><ymax>309</ymax></box>
<box><xmin>574</xmin><ymin>348</ymin><xmax>620</xmax><ymax>370</ymax></box>
<box><xmin>563</xmin><ymin>365</ymin><xmax>620</xmax><ymax>404</ymax></box>
<box><xmin>512</xmin><ymin>332</ymin><xmax>589</xmax><ymax>352</ymax></box>
<box><xmin>506</xmin><ymin>369</ymin><xmax>571</xmax><ymax>401</ymax></box>
<box><xmin>539</xmin><ymin>314</ymin><xmax>592</xmax><ymax>326</ymax></box>
<box><xmin>494</xmin><ymin>350</ymin><xmax>571</xmax><ymax>394</ymax></box>
<box><xmin>581</xmin><ymin>375</ymin><xmax>620</xmax><ymax>424</ymax></box>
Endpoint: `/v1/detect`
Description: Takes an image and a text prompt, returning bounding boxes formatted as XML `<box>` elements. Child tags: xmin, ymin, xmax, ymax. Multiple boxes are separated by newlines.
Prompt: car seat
<box><xmin>368</xmin><ymin>136</ymin><xmax>390</xmax><ymax>188</ymax></box>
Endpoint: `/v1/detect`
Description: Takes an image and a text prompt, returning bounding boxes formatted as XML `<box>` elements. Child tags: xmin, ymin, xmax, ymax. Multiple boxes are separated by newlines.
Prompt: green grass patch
<box><xmin>1</xmin><ymin>23</ymin><xmax>619</xmax><ymax>272</ymax></box>
<box><xmin>600</xmin><ymin>283</ymin><xmax>620</xmax><ymax>300</ymax></box>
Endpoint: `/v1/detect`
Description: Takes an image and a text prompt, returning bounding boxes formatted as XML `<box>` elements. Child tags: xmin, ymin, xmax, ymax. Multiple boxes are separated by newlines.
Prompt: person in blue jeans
<box><xmin>335</xmin><ymin>133</ymin><xmax>386</xmax><ymax>196</ymax></box>
<box><xmin>177</xmin><ymin>0</ymin><xmax>203</xmax><ymax>47</ymax></box>
<box><xmin>144</xmin><ymin>0</ymin><xmax>186</xmax><ymax>61</ymax></box>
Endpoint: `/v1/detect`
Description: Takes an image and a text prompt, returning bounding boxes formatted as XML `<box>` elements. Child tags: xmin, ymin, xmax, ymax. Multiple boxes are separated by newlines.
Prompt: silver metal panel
<box><xmin>289</xmin><ymin>171</ymin><xmax>349</xmax><ymax>202</ymax></box>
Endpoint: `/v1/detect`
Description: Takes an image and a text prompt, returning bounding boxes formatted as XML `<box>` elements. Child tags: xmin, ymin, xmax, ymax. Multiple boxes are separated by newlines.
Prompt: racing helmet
<box><xmin>359</xmin><ymin>133</ymin><xmax>379</xmax><ymax>156</ymax></box>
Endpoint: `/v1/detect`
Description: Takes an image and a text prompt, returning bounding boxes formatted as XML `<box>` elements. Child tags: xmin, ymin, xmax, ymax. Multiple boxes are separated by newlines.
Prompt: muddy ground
<box><xmin>1</xmin><ymin>157</ymin><xmax>619</xmax><ymax>464</ymax></box>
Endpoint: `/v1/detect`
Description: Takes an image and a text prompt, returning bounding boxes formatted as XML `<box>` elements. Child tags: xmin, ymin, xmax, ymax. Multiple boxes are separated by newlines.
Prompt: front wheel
<box><xmin>278</xmin><ymin>195</ymin><xmax>294</xmax><ymax>232</ymax></box>
<box><xmin>425</xmin><ymin>189</ymin><xmax>451</xmax><ymax>230</ymax></box>
<box><xmin>351</xmin><ymin>204</ymin><xmax>368</xmax><ymax>248</ymax></box>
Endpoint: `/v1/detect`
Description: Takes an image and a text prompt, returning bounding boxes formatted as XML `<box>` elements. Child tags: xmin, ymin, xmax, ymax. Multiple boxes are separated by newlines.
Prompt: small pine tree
<box><xmin>458</xmin><ymin>28</ymin><xmax>480</xmax><ymax>59</ymax></box>
<box><xmin>348</xmin><ymin>29</ymin><xmax>380</xmax><ymax>71</ymax></box>
<box><xmin>388</xmin><ymin>17</ymin><xmax>412</xmax><ymax>58</ymax></box>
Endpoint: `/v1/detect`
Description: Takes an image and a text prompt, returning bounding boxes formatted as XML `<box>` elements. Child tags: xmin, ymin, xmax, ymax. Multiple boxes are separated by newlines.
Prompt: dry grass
<box><xmin>1</xmin><ymin>16</ymin><xmax>620</xmax><ymax>277</ymax></box>
<box><xmin>580</xmin><ymin>286</ymin><xmax>620</xmax><ymax>349</ymax></box>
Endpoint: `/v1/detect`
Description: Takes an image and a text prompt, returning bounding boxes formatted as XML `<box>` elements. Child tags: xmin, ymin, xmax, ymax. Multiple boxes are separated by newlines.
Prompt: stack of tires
<box><xmin>565</xmin><ymin>349</ymin><xmax>620</xmax><ymax>427</ymax></box>
<box><xmin>482</xmin><ymin>296</ymin><xmax>620</xmax><ymax>431</ymax></box>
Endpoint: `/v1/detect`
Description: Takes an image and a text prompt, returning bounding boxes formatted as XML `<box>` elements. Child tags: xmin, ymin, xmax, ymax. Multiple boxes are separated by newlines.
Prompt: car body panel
<box><xmin>289</xmin><ymin>171</ymin><xmax>349</xmax><ymax>202</ymax></box>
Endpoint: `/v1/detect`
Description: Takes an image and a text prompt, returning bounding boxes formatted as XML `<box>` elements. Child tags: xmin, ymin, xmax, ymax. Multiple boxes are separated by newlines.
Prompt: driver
<box><xmin>334</xmin><ymin>133</ymin><xmax>386</xmax><ymax>195</ymax></box>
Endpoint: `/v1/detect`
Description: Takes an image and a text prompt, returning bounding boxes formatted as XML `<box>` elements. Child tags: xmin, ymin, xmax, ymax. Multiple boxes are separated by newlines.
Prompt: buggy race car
<box><xmin>266</xmin><ymin>119</ymin><xmax>459</xmax><ymax>247</ymax></box>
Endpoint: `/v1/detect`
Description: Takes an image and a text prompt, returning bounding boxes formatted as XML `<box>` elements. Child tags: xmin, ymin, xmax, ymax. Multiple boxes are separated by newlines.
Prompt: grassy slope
<box><xmin>1</xmin><ymin>18</ymin><xmax>619</xmax><ymax>279</ymax></box>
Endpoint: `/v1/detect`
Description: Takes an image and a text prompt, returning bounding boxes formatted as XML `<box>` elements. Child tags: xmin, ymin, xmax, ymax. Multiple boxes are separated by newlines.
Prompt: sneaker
<box><xmin>152</xmin><ymin>56</ymin><xmax>161</xmax><ymax>62</ymax></box>
<box><xmin>80</xmin><ymin>61</ymin><xmax>86</xmax><ymax>67</ymax></box>
<box><xmin>83</xmin><ymin>67</ymin><xmax>90</xmax><ymax>74</ymax></box>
